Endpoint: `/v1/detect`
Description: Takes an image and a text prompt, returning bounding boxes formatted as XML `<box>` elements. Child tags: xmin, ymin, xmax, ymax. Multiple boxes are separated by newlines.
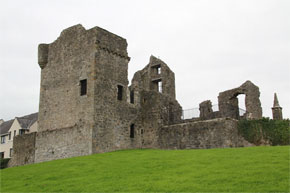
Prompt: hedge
<box><xmin>0</xmin><ymin>158</ymin><xmax>10</xmax><ymax>169</ymax></box>
<box><xmin>238</xmin><ymin>118</ymin><xmax>290</xmax><ymax>145</ymax></box>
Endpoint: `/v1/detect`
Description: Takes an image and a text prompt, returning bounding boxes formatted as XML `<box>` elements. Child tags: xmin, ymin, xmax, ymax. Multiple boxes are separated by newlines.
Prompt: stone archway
<box><xmin>218</xmin><ymin>81</ymin><xmax>262</xmax><ymax>119</ymax></box>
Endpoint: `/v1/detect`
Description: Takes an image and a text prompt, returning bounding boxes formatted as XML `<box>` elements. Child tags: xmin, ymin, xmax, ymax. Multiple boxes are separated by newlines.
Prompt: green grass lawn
<box><xmin>0</xmin><ymin>146</ymin><xmax>289</xmax><ymax>192</ymax></box>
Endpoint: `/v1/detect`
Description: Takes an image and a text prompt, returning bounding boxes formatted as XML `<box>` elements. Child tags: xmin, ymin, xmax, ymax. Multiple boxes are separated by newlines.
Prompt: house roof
<box><xmin>0</xmin><ymin>119</ymin><xmax>14</xmax><ymax>135</ymax></box>
<box><xmin>0</xmin><ymin>113</ymin><xmax>38</xmax><ymax>135</ymax></box>
<box><xmin>16</xmin><ymin>113</ymin><xmax>38</xmax><ymax>129</ymax></box>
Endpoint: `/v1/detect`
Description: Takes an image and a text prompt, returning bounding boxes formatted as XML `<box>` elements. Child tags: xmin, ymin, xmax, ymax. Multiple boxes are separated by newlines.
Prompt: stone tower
<box><xmin>36</xmin><ymin>24</ymin><xmax>136</xmax><ymax>162</ymax></box>
<box><xmin>272</xmin><ymin>93</ymin><xmax>283</xmax><ymax>120</ymax></box>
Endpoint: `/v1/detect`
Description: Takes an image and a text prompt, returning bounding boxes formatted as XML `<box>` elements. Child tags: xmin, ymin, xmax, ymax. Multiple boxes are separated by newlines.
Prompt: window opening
<box><xmin>14</xmin><ymin>130</ymin><xmax>16</xmax><ymax>136</ymax></box>
<box><xmin>237</xmin><ymin>94</ymin><xmax>246</xmax><ymax>116</ymax></box>
<box><xmin>1</xmin><ymin>136</ymin><xmax>5</xmax><ymax>144</ymax></box>
<box><xmin>157</xmin><ymin>67</ymin><xmax>161</xmax><ymax>74</ymax></box>
<box><xmin>117</xmin><ymin>85</ymin><xmax>123</xmax><ymax>100</ymax></box>
<box><xmin>80</xmin><ymin>79</ymin><xmax>87</xmax><ymax>96</ymax></box>
<box><xmin>130</xmin><ymin>90</ymin><xmax>134</xmax><ymax>104</ymax></box>
<box><xmin>19</xmin><ymin>129</ymin><xmax>25</xmax><ymax>136</ymax></box>
<box><xmin>158</xmin><ymin>81</ymin><xmax>162</xmax><ymax>93</ymax></box>
<box><xmin>130</xmin><ymin>124</ymin><xmax>135</xmax><ymax>138</ymax></box>
<box><xmin>8</xmin><ymin>132</ymin><xmax>11</xmax><ymax>140</ymax></box>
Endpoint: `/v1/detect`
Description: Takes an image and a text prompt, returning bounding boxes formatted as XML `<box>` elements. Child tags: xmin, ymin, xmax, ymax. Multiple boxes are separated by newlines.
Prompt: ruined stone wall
<box><xmin>35</xmin><ymin>125</ymin><xmax>92</xmax><ymax>163</ymax></box>
<box><xmin>127</xmin><ymin>56</ymin><xmax>182</xmax><ymax>149</ymax></box>
<box><xmin>8</xmin><ymin>133</ymin><xmax>36</xmax><ymax>167</ymax></box>
<box><xmin>199</xmin><ymin>100</ymin><xmax>214</xmax><ymax>120</ymax></box>
<box><xmin>132</xmin><ymin>90</ymin><xmax>182</xmax><ymax>148</ymax></box>
<box><xmin>158</xmin><ymin>118</ymin><xmax>252</xmax><ymax>149</ymax></box>
<box><xmin>218</xmin><ymin>81</ymin><xmax>262</xmax><ymax>119</ymax></box>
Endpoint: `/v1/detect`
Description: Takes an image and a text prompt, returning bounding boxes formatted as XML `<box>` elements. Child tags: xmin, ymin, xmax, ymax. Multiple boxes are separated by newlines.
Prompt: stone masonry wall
<box><xmin>35</xmin><ymin>125</ymin><xmax>92</xmax><ymax>163</ymax></box>
<box><xmin>158</xmin><ymin>118</ymin><xmax>252</xmax><ymax>149</ymax></box>
<box><xmin>91</xmin><ymin>26</ymin><xmax>139</xmax><ymax>153</ymax></box>
<box><xmin>8</xmin><ymin>132</ymin><xmax>36</xmax><ymax>167</ymax></box>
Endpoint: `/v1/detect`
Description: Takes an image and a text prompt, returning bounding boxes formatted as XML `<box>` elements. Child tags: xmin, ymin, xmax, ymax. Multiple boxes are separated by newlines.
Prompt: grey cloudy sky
<box><xmin>0</xmin><ymin>0</ymin><xmax>289</xmax><ymax>120</ymax></box>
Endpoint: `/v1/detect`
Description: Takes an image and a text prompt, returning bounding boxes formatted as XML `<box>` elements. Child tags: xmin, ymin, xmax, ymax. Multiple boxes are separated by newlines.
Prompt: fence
<box><xmin>181</xmin><ymin>104</ymin><xmax>246</xmax><ymax>120</ymax></box>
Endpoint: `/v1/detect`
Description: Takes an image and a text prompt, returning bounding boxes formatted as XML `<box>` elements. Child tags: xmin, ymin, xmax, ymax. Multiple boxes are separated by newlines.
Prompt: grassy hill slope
<box><xmin>1</xmin><ymin>146</ymin><xmax>289</xmax><ymax>192</ymax></box>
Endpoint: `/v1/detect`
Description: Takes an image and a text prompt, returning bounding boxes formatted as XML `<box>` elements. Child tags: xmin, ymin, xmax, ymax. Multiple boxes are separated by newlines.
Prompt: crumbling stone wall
<box><xmin>134</xmin><ymin>90</ymin><xmax>182</xmax><ymax>148</ymax></box>
<box><xmin>218</xmin><ymin>81</ymin><xmax>262</xmax><ymax>119</ymax></box>
<box><xmin>8</xmin><ymin>132</ymin><xmax>36</xmax><ymax>167</ymax></box>
<box><xmin>129</xmin><ymin>56</ymin><xmax>182</xmax><ymax>148</ymax></box>
<box><xmin>199</xmin><ymin>100</ymin><xmax>214</xmax><ymax>120</ymax></box>
<box><xmin>158</xmin><ymin>118</ymin><xmax>252</xmax><ymax>149</ymax></box>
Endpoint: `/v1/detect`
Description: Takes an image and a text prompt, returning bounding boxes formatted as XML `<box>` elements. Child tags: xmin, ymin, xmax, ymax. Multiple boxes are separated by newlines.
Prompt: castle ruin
<box><xmin>10</xmin><ymin>24</ymin><xmax>264</xmax><ymax>166</ymax></box>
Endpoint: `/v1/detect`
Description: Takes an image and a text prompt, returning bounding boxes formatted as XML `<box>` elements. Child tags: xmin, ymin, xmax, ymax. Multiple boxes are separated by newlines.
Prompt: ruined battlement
<box><xmin>38</xmin><ymin>24</ymin><xmax>129</xmax><ymax>70</ymax></box>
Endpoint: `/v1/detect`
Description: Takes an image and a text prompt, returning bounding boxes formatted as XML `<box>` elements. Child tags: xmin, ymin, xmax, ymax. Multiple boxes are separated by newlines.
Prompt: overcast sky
<box><xmin>0</xmin><ymin>0</ymin><xmax>289</xmax><ymax>121</ymax></box>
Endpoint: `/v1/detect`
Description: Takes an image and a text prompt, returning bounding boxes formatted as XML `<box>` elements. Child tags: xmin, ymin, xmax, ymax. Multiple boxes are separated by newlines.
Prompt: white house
<box><xmin>0</xmin><ymin>113</ymin><xmax>38</xmax><ymax>159</ymax></box>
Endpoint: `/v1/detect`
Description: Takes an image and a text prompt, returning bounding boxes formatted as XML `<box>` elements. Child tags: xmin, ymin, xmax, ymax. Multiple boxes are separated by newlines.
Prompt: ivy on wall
<box><xmin>238</xmin><ymin>118</ymin><xmax>290</xmax><ymax>145</ymax></box>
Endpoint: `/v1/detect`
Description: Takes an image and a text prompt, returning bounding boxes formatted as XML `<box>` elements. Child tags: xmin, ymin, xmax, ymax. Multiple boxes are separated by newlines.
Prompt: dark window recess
<box><xmin>117</xmin><ymin>85</ymin><xmax>123</xmax><ymax>100</ymax></box>
<box><xmin>1</xmin><ymin>136</ymin><xmax>5</xmax><ymax>144</ymax></box>
<box><xmin>14</xmin><ymin>130</ymin><xmax>16</xmax><ymax>136</ymax></box>
<box><xmin>80</xmin><ymin>79</ymin><xmax>87</xmax><ymax>96</ymax></box>
<box><xmin>0</xmin><ymin>152</ymin><xmax>4</xmax><ymax>159</ymax></box>
<box><xmin>130</xmin><ymin>90</ymin><xmax>134</xmax><ymax>104</ymax></box>
<box><xmin>141</xmin><ymin>129</ymin><xmax>144</xmax><ymax>134</ymax></box>
<box><xmin>19</xmin><ymin>129</ymin><xmax>25</xmax><ymax>136</ymax></box>
<box><xmin>8</xmin><ymin>132</ymin><xmax>11</xmax><ymax>140</ymax></box>
<box><xmin>130</xmin><ymin>124</ymin><xmax>135</xmax><ymax>138</ymax></box>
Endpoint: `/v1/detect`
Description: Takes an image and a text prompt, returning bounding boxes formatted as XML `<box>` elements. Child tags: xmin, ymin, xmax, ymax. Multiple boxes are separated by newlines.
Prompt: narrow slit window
<box><xmin>80</xmin><ymin>79</ymin><xmax>87</xmax><ymax>96</ymax></box>
<box><xmin>130</xmin><ymin>90</ymin><xmax>134</xmax><ymax>104</ymax></box>
<box><xmin>130</xmin><ymin>124</ymin><xmax>135</xmax><ymax>138</ymax></box>
<box><xmin>117</xmin><ymin>85</ymin><xmax>123</xmax><ymax>100</ymax></box>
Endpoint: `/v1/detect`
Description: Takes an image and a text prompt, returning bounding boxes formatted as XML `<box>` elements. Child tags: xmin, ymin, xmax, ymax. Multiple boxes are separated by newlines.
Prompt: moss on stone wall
<box><xmin>238</xmin><ymin>118</ymin><xmax>290</xmax><ymax>145</ymax></box>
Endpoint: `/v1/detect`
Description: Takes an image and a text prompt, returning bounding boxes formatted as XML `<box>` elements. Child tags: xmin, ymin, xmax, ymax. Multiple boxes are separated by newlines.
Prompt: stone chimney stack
<box><xmin>272</xmin><ymin>93</ymin><xmax>283</xmax><ymax>120</ymax></box>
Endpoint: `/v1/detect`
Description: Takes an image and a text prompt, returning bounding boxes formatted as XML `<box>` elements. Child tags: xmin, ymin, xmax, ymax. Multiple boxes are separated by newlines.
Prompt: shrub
<box><xmin>238</xmin><ymin>118</ymin><xmax>290</xmax><ymax>145</ymax></box>
<box><xmin>0</xmin><ymin>158</ymin><xmax>10</xmax><ymax>169</ymax></box>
